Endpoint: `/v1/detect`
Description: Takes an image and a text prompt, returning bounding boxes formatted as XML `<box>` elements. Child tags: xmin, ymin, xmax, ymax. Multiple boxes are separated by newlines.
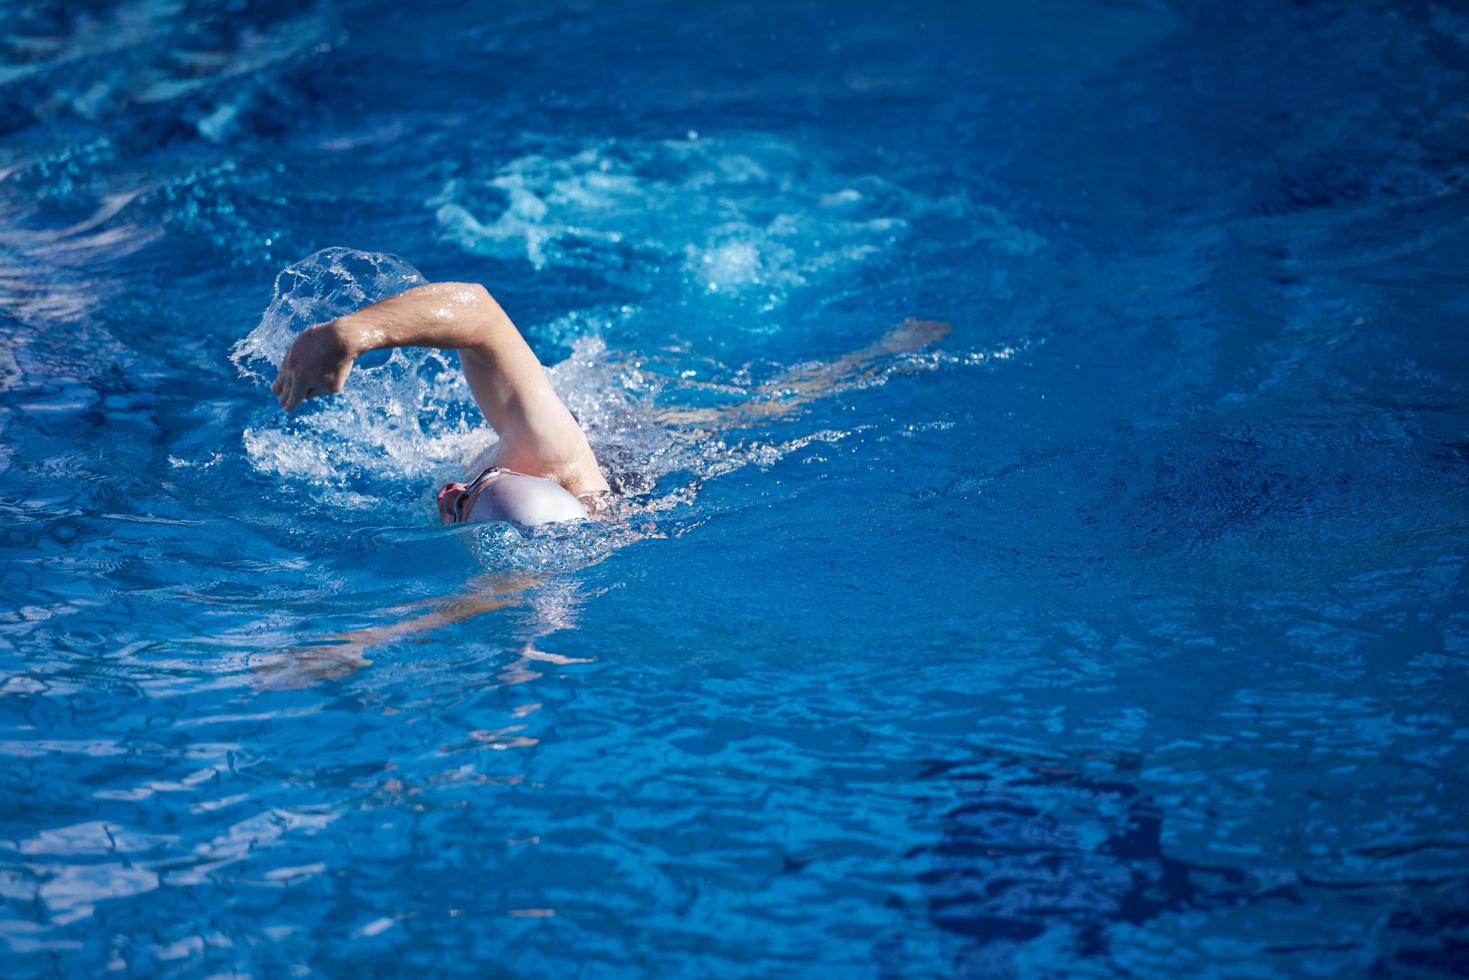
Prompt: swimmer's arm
<box><xmin>654</xmin><ymin>318</ymin><xmax>951</xmax><ymax>427</ymax></box>
<box><xmin>254</xmin><ymin>572</ymin><xmax>542</xmax><ymax>690</ymax></box>
<box><xmin>274</xmin><ymin>282</ymin><xmax>608</xmax><ymax>493</ymax></box>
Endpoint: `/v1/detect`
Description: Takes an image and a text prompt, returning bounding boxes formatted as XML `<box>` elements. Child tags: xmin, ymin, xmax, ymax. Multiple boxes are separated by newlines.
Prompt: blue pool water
<box><xmin>3</xmin><ymin>0</ymin><xmax>1469</xmax><ymax>974</ymax></box>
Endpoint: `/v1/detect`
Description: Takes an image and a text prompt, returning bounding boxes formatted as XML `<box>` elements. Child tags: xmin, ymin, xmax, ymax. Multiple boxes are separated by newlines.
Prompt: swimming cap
<box><xmin>465</xmin><ymin>471</ymin><xmax>589</xmax><ymax>527</ymax></box>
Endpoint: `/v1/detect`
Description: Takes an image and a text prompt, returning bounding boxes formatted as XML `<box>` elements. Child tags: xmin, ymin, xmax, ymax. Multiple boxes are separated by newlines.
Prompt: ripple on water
<box><xmin>1</xmin><ymin>0</ymin><xmax>1465</xmax><ymax>974</ymax></box>
<box><xmin>429</xmin><ymin>133</ymin><xmax>1043</xmax><ymax>315</ymax></box>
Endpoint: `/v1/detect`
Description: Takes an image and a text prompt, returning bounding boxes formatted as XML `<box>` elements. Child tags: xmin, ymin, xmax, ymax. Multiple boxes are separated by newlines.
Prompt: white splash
<box><xmin>230</xmin><ymin>246</ymin><xmax>427</xmax><ymax>379</ymax></box>
<box><xmin>232</xmin><ymin>248</ymin><xmax>488</xmax><ymax>500</ymax></box>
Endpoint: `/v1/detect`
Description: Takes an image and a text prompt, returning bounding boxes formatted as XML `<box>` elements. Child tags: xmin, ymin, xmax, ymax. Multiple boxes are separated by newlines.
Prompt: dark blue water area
<box><xmin>2</xmin><ymin>0</ymin><xmax>1469</xmax><ymax>974</ymax></box>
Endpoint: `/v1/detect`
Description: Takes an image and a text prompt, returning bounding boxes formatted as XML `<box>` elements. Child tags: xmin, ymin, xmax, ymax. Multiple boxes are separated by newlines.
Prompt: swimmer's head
<box><xmin>437</xmin><ymin>467</ymin><xmax>588</xmax><ymax>527</ymax></box>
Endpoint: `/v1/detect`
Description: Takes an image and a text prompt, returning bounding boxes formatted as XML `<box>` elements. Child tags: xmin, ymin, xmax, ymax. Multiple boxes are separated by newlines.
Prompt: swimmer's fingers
<box><xmin>289</xmin><ymin>382</ymin><xmax>320</xmax><ymax>412</ymax></box>
<box><xmin>282</xmin><ymin>376</ymin><xmax>305</xmax><ymax>412</ymax></box>
<box><xmin>320</xmin><ymin>361</ymin><xmax>352</xmax><ymax>395</ymax></box>
<box><xmin>278</xmin><ymin>373</ymin><xmax>346</xmax><ymax>412</ymax></box>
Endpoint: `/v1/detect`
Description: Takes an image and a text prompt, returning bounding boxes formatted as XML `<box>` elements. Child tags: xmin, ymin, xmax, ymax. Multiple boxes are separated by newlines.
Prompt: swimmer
<box><xmin>271</xmin><ymin>282</ymin><xmax>611</xmax><ymax>527</ymax></box>
<box><xmin>256</xmin><ymin>285</ymin><xmax>952</xmax><ymax>687</ymax></box>
<box><xmin>270</xmin><ymin>277</ymin><xmax>950</xmax><ymax>532</ymax></box>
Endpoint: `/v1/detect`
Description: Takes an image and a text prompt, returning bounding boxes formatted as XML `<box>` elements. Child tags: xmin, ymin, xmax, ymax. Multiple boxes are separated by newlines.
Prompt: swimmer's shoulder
<box><xmin>517</xmin><ymin>444</ymin><xmax>611</xmax><ymax>510</ymax></box>
<box><xmin>469</xmin><ymin>427</ymin><xmax>612</xmax><ymax>515</ymax></box>
<box><xmin>577</xmin><ymin>488</ymin><xmax>617</xmax><ymax>519</ymax></box>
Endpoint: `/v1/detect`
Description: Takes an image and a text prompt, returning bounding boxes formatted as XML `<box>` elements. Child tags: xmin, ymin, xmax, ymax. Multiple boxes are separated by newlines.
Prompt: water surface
<box><xmin>2</xmin><ymin>0</ymin><xmax>1468</xmax><ymax>974</ymax></box>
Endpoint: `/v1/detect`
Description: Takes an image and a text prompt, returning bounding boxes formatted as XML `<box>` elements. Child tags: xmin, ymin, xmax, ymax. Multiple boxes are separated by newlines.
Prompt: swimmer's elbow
<box><xmin>439</xmin><ymin>282</ymin><xmax>513</xmax><ymax>346</ymax></box>
<box><xmin>442</xmin><ymin>281</ymin><xmax>493</xmax><ymax>307</ymax></box>
<box><xmin>422</xmin><ymin>281</ymin><xmax>490</xmax><ymax>320</ymax></box>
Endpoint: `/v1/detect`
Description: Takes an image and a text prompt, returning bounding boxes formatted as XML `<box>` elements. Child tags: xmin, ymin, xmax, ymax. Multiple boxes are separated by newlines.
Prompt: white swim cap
<box><xmin>465</xmin><ymin>471</ymin><xmax>588</xmax><ymax>527</ymax></box>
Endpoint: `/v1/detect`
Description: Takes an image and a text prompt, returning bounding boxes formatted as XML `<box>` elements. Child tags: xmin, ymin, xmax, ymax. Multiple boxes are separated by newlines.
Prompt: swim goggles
<box><xmin>441</xmin><ymin>466</ymin><xmax>510</xmax><ymax>522</ymax></box>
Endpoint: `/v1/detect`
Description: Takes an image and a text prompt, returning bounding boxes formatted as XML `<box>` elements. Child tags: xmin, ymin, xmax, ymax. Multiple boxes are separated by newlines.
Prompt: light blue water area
<box><xmin>2</xmin><ymin>0</ymin><xmax>1468</xmax><ymax>974</ymax></box>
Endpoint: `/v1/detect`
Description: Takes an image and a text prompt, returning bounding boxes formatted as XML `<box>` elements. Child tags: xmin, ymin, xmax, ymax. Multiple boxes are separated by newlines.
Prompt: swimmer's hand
<box><xmin>272</xmin><ymin>321</ymin><xmax>355</xmax><ymax>411</ymax></box>
<box><xmin>871</xmin><ymin>318</ymin><xmax>951</xmax><ymax>356</ymax></box>
<box><xmin>252</xmin><ymin>640</ymin><xmax>370</xmax><ymax>690</ymax></box>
